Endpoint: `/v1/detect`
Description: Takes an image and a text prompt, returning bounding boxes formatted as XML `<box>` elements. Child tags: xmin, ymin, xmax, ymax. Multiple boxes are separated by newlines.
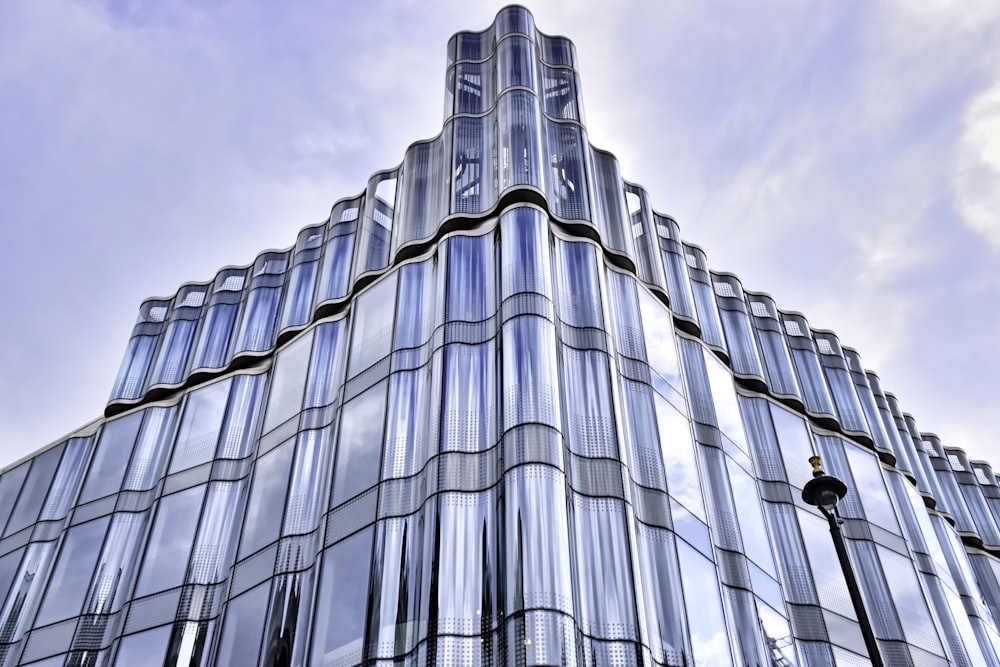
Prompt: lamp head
<box><xmin>802</xmin><ymin>456</ymin><xmax>848</xmax><ymax>514</ymax></box>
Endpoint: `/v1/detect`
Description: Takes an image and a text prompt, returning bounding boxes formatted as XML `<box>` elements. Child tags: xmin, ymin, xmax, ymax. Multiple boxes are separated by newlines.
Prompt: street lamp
<box><xmin>801</xmin><ymin>455</ymin><xmax>884</xmax><ymax>667</ymax></box>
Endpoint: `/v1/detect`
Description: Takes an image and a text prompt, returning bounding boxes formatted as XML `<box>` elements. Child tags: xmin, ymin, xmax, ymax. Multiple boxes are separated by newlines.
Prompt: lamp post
<box><xmin>801</xmin><ymin>455</ymin><xmax>884</xmax><ymax>667</ymax></box>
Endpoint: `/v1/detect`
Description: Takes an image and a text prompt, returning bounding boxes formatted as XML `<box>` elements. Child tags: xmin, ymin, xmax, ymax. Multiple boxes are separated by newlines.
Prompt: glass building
<box><xmin>3</xmin><ymin>6</ymin><xmax>1000</xmax><ymax>666</ymax></box>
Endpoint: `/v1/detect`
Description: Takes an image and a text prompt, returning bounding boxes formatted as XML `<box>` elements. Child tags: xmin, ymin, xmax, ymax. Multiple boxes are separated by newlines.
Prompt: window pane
<box><xmin>215</xmin><ymin>584</ymin><xmax>269</xmax><ymax>666</ymax></box>
<box><xmin>134</xmin><ymin>486</ymin><xmax>206</xmax><ymax>596</ymax></box>
<box><xmin>168</xmin><ymin>379</ymin><xmax>232</xmax><ymax>474</ymax></box>
<box><xmin>331</xmin><ymin>381</ymin><xmax>387</xmax><ymax>507</ymax></box>
<box><xmin>347</xmin><ymin>274</ymin><xmax>397</xmax><ymax>375</ymax></box>
<box><xmin>310</xmin><ymin>529</ymin><xmax>374</xmax><ymax>666</ymax></box>
<box><xmin>80</xmin><ymin>412</ymin><xmax>143</xmax><ymax>503</ymax></box>
<box><xmin>239</xmin><ymin>439</ymin><xmax>294</xmax><ymax>558</ymax></box>
<box><xmin>263</xmin><ymin>331</ymin><xmax>314</xmax><ymax>432</ymax></box>
<box><xmin>677</xmin><ymin>540</ymin><xmax>733</xmax><ymax>666</ymax></box>
<box><xmin>115</xmin><ymin>626</ymin><xmax>172</xmax><ymax>666</ymax></box>
<box><xmin>35</xmin><ymin>517</ymin><xmax>109</xmax><ymax>626</ymax></box>
<box><xmin>4</xmin><ymin>444</ymin><xmax>64</xmax><ymax>536</ymax></box>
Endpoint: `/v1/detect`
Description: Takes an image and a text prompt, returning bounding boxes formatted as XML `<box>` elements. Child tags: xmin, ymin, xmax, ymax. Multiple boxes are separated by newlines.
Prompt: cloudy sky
<box><xmin>1</xmin><ymin>0</ymin><xmax>999</xmax><ymax>470</ymax></box>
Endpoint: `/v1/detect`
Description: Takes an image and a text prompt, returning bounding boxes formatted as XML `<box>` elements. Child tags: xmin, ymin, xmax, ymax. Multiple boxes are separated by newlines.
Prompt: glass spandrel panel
<box><xmin>262</xmin><ymin>331</ymin><xmax>314</xmax><ymax>433</ymax></box>
<box><xmin>0</xmin><ymin>463</ymin><xmax>30</xmax><ymax>535</ymax></box>
<box><xmin>134</xmin><ymin>485</ymin><xmax>206</xmax><ymax>597</ymax></box>
<box><xmin>347</xmin><ymin>273</ymin><xmax>398</xmax><ymax>376</ymax></box>
<box><xmin>769</xmin><ymin>403</ymin><xmax>815</xmax><ymax>489</ymax></box>
<box><xmin>215</xmin><ymin>583</ymin><xmax>269</xmax><ymax>667</ymax></box>
<box><xmin>677</xmin><ymin>539</ymin><xmax>734</xmax><ymax>666</ymax></box>
<box><xmin>79</xmin><ymin>411</ymin><xmax>143</xmax><ymax>504</ymax></box>
<box><xmin>445</xmin><ymin>234</ymin><xmax>496</xmax><ymax>323</ymax></box>
<box><xmin>122</xmin><ymin>406</ymin><xmax>178</xmax><ymax>491</ymax></box>
<box><xmin>654</xmin><ymin>395</ymin><xmax>704</xmax><ymax>519</ymax></box>
<box><xmin>310</xmin><ymin>528</ymin><xmax>374</xmax><ymax>667</ymax></box>
<box><xmin>34</xmin><ymin>516</ymin><xmax>109</xmax><ymax>627</ymax></box>
<box><xmin>115</xmin><ymin>626</ymin><xmax>172</xmax><ymax>666</ymax></box>
<box><xmin>4</xmin><ymin>444</ymin><xmax>64</xmax><ymax>536</ymax></box>
<box><xmin>330</xmin><ymin>380</ymin><xmax>387</xmax><ymax>507</ymax></box>
<box><xmin>304</xmin><ymin>320</ymin><xmax>346</xmax><ymax>410</ymax></box>
<box><xmin>238</xmin><ymin>438</ymin><xmax>294</xmax><ymax>558</ymax></box>
<box><xmin>440</xmin><ymin>343</ymin><xmax>496</xmax><ymax>454</ymax></box>
<box><xmin>555</xmin><ymin>240</ymin><xmax>602</xmax><ymax>329</ymax></box>
<box><xmin>168</xmin><ymin>378</ymin><xmax>232</xmax><ymax>474</ymax></box>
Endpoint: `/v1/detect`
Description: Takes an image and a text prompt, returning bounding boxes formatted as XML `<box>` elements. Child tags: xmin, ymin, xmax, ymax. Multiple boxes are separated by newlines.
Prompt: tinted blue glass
<box><xmin>4</xmin><ymin>444</ymin><xmax>63</xmax><ymax>536</ymax></box>
<box><xmin>191</xmin><ymin>303</ymin><xmax>238</xmax><ymax>370</ymax></box>
<box><xmin>239</xmin><ymin>439</ymin><xmax>294</xmax><ymax>558</ymax></box>
<box><xmin>79</xmin><ymin>412</ymin><xmax>143</xmax><ymax>503</ymax></box>
<box><xmin>134</xmin><ymin>486</ymin><xmax>205</xmax><ymax>596</ymax></box>
<box><xmin>35</xmin><ymin>517</ymin><xmax>109</xmax><ymax>626</ymax></box>
<box><xmin>330</xmin><ymin>381</ymin><xmax>387</xmax><ymax>506</ymax></box>
<box><xmin>310</xmin><ymin>529</ymin><xmax>373</xmax><ymax>666</ymax></box>
<box><xmin>216</xmin><ymin>583</ymin><xmax>269</xmax><ymax>666</ymax></box>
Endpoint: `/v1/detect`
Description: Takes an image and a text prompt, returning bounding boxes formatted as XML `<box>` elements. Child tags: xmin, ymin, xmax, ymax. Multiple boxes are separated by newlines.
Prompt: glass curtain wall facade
<box><xmin>3</xmin><ymin>6</ymin><xmax>1000</xmax><ymax>666</ymax></box>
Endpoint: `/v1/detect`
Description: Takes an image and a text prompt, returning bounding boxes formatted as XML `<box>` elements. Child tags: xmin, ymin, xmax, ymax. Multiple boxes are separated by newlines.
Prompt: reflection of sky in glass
<box><xmin>637</xmin><ymin>287</ymin><xmax>683</xmax><ymax>394</ymax></box>
<box><xmin>702</xmin><ymin>348</ymin><xmax>748</xmax><ymax>452</ymax></box>
<box><xmin>655</xmin><ymin>395</ymin><xmax>704</xmax><ymax>519</ymax></box>
<box><xmin>677</xmin><ymin>540</ymin><xmax>733</xmax><ymax>666</ymax></box>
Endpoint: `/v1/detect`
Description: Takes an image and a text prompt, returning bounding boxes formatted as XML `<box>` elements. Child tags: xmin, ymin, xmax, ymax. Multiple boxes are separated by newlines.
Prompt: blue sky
<box><xmin>1</xmin><ymin>0</ymin><xmax>999</xmax><ymax>469</ymax></box>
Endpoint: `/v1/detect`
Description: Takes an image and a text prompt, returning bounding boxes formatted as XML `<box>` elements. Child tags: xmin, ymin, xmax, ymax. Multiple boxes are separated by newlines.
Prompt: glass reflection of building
<box><xmin>3</xmin><ymin>6</ymin><xmax>1000</xmax><ymax>666</ymax></box>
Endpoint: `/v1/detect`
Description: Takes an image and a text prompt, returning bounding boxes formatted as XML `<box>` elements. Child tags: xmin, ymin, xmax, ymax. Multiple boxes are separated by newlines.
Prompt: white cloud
<box><xmin>957</xmin><ymin>83</ymin><xmax>1000</xmax><ymax>248</ymax></box>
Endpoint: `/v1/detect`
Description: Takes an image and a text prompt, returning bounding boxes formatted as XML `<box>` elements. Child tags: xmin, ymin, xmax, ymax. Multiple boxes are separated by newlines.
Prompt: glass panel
<box><xmin>0</xmin><ymin>463</ymin><xmax>30</xmax><ymax>535</ymax></box>
<box><xmin>702</xmin><ymin>348</ymin><xmax>748</xmax><ymax>453</ymax></box>
<box><xmin>770</xmin><ymin>403</ymin><xmax>815</xmax><ymax>488</ymax></box>
<box><xmin>283</xmin><ymin>428</ymin><xmax>333</xmax><ymax>535</ymax></box>
<box><xmin>878</xmin><ymin>546</ymin><xmax>944</xmax><ymax>656</ymax></box>
<box><xmin>191</xmin><ymin>303</ymin><xmax>238</xmax><ymax>370</ymax></box>
<box><xmin>215</xmin><ymin>583</ymin><xmax>269</xmax><ymax>667</ymax></box>
<box><xmin>555</xmin><ymin>240</ymin><xmax>602</xmax><ymax>329</ymax></box>
<box><xmin>111</xmin><ymin>334</ymin><xmax>156</xmax><ymax>400</ymax></box>
<box><xmin>149</xmin><ymin>319</ymin><xmax>197</xmax><ymax>386</ymax></box>
<box><xmin>569</xmin><ymin>496</ymin><xmax>637</xmax><ymax>640</ymax></box>
<box><xmin>445</xmin><ymin>234</ymin><xmax>496</xmax><ymax>323</ymax></box>
<box><xmin>216</xmin><ymin>374</ymin><xmax>265</xmax><ymax>460</ymax></box>
<box><xmin>654</xmin><ymin>395</ymin><xmax>704</xmax><ymax>519</ymax></box>
<box><xmin>310</xmin><ymin>528</ymin><xmax>374</xmax><ymax>667</ymax></box>
<box><xmin>634</xmin><ymin>525</ymin><xmax>687</xmax><ymax>666</ymax></box>
<box><xmin>497</xmin><ymin>35</ymin><xmax>535</xmax><ymax>90</ymax></box>
<box><xmin>503</xmin><ymin>467</ymin><xmax>573</xmax><ymax>615</ymax></box>
<box><xmin>385</xmin><ymin>365</ymin><xmax>438</xmax><ymax>479</ymax></box>
<box><xmin>561</xmin><ymin>347</ymin><xmax>616</xmax><ymax>459</ymax></box>
<box><xmin>393</xmin><ymin>260</ymin><xmax>436</xmax><ymax>350</ymax></box>
<box><xmin>726</xmin><ymin>459</ymin><xmax>776</xmax><ymax>574</ymax></box>
<box><xmin>500</xmin><ymin>207</ymin><xmax>551</xmax><ymax>299</ymax></box>
<box><xmin>263</xmin><ymin>331</ymin><xmax>314</xmax><ymax>433</ymax></box>
<box><xmin>636</xmin><ymin>287</ymin><xmax>683</xmax><ymax>397</ymax></box>
<box><xmin>188</xmin><ymin>480</ymin><xmax>246</xmax><ymax>585</ymax></box>
<box><xmin>347</xmin><ymin>273</ymin><xmax>398</xmax><ymax>376</ymax></box>
<box><xmin>114</xmin><ymin>626</ymin><xmax>172</xmax><ymax>666</ymax></box>
<box><xmin>437</xmin><ymin>492</ymin><xmax>498</xmax><ymax>642</ymax></box>
<box><xmin>677</xmin><ymin>539</ymin><xmax>734</xmax><ymax>666</ymax></box>
<box><xmin>4</xmin><ymin>444</ymin><xmax>64</xmax><ymax>536</ymax></box>
<box><xmin>235</xmin><ymin>286</ymin><xmax>281</xmax><ymax>353</ymax></box>
<box><xmin>331</xmin><ymin>381</ymin><xmax>387</xmax><ymax>507</ymax></box>
<box><xmin>279</xmin><ymin>260</ymin><xmax>318</xmax><ymax>331</ymax></box>
<box><xmin>85</xmin><ymin>511</ymin><xmax>148</xmax><ymax>614</ymax></box>
<box><xmin>304</xmin><ymin>320</ymin><xmax>346</xmax><ymax>410</ymax></box>
<box><xmin>38</xmin><ymin>437</ymin><xmax>88</xmax><ymax>521</ymax></box>
<box><xmin>440</xmin><ymin>343</ymin><xmax>497</xmax><ymax>454</ymax></box>
<box><xmin>80</xmin><ymin>412</ymin><xmax>143</xmax><ymax>503</ymax></box>
<box><xmin>502</xmin><ymin>317</ymin><xmax>560</xmax><ymax>430</ymax></box>
<box><xmin>316</xmin><ymin>232</ymin><xmax>355</xmax><ymax>302</ymax></box>
<box><xmin>238</xmin><ymin>438</ymin><xmax>294</xmax><ymax>558</ymax></box>
<box><xmin>122</xmin><ymin>407</ymin><xmax>178</xmax><ymax>491</ymax></box>
<box><xmin>545</xmin><ymin>121</ymin><xmax>589</xmax><ymax>220</ymax></box>
<box><xmin>843</xmin><ymin>442</ymin><xmax>900</xmax><ymax>533</ymax></box>
<box><xmin>35</xmin><ymin>517</ymin><xmax>109</xmax><ymax>627</ymax></box>
<box><xmin>497</xmin><ymin>90</ymin><xmax>541</xmax><ymax>190</ymax></box>
<box><xmin>134</xmin><ymin>485</ymin><xmax>206</xmax><ymax>597</ymax></box>
<box><xmin>169</xmin><ymin>378</ymin><xmax>232</xmax><ymax>474</ymax></box>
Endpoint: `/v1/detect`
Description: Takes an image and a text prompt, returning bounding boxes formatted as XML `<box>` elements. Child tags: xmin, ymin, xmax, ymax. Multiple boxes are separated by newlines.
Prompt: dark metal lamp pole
<box><xmin>801</xmin><ymin>455</ymin><xmax>884</xmax><ymax>667</ymax></box>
